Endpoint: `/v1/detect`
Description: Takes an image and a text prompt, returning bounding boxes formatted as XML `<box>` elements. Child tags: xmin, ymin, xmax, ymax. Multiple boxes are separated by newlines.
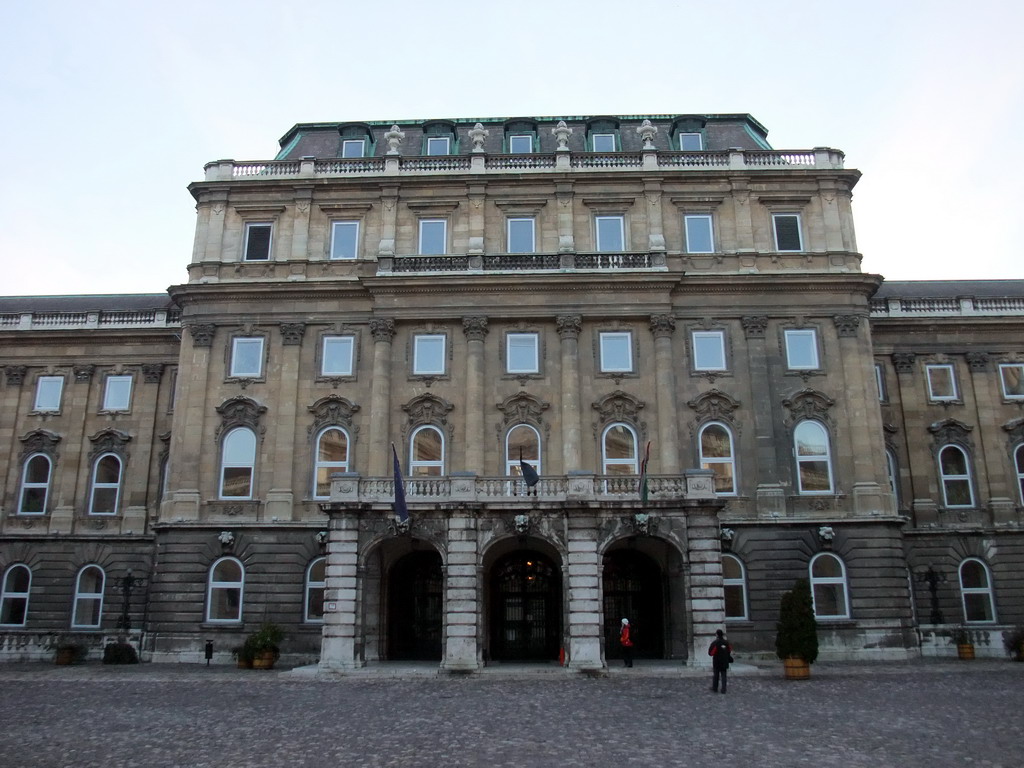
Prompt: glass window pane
<box><xmin>596</xmin><ymin>216</ymin><xmax>624</xmax><ymax>252</ymax></box>
<box><xmin>604</xmin><ymin>425</ymin><xmax>635</xmax><ymax>461</ymax></box>
<box><xmin>231</xmin><ymin>339</ymin><xmax>263</xmax><ymax>377</ymax></box>
<box><xmin>679</xmin><ymin>133</ymin><xmax>703</xmax><ymax>150</ymax></box>
<box><xmin>1</xmin><ymin>597</ymin><xmax>27</xmax><ymax>625</ymax></box>
<box><xmin>414</xmin><ymin>335</ymin><xmax>445</xmax><ymax>374</ymax></box>
<box><xmin>322</xmin><ymin>336</ymin><xmax>354</xmax><ymax>376</ymax></box>
<box><xmin>701</xmin><ymin>425</ymin><xmax>731</xmax><ymax>458</ymax></box>
<box><xmin>685</xmin><ymin>215</ymin><xmax>713</xmax><ymax>253</ymax></box>
<box><xmin>812</xmin><ymin>555</ymin><xmax>842</xmax><ymax>578</ymax></box>
<box><xmin>722</xmin><ymin>556</ymin><xmax>742</xmax><ymax>580</ymax></box>
<box><xmin>509</xmin><ymin>135</ymin><xmax>533</xmax><ymax>153</ymax></box>
<box><xmin>91</xmin><ymin>487</ymin><xmax>118</xmax><ymax>514</ymax></box>
<box><xmin>26</xmin><ymin>455</ymin><xmax>50</xmax><ymax>484</ymax></box>
<box><xmin>709</xmin><ymin>463</ymin><xmax>734</xmax><ymax>493</ymax></box>
<box><xmin>221</xmin><ymin>467</ymin><xmax>252</xmax><ymax>498</ymax></box>
<box><xmin>795</xmin><ymin>422</ymin><xmax>828</xmax><ymax>456</ymax></box>
<box><xmin>244</xmin><ymin>224</ymin><xmax>272</xmax><ymax>260</ymax></box>
<box><xmin>21</xmin><ymin>488</ymin><xmax>46</xmax><ymax>513</ymax></box>
<box><xmin>507</xmin><ymin>426</ymin><xmax>539</xmax><ymax>463</ymax></box>
<box><xmin>413</xmin><ymin>429</ymin><xmax>443</xmax><ymax>462</ymax></box>
<box><xmin>103</xmin><ymin>376</ymin><xmax>133</xmax><ymax>410</ymax></box>
<box><xmin>96</xmin><ymin>455</ymin><xmax>121</xmax><ymax>484</ymax></box>
<box><xmin>330</xmin><ymin>221</ymin><xmax>359</xmax><ymax>259</ymax></box>
<box><xmin>426</xmin><ymin>137</ymin><xmax>450</xmax><ymax>155</ymax></box>
<box><xmin>342</xmin><ymin>139</ymin><xmax>364</xmax><ymax>158</ymax></box>
<box><xmin>773</xmin><ymin>214</ymin><xmax>802</xmax><ymax>251</ymax></box>
<box><xmin>80</xmin><ymin>567</ymin><xmax>104</xmax><ymax>593</ymax></box>
<box><xmin>35</xmin><ymin>377</ymin><xmax>63</xmax><ymax>410</ymax></box>
<box><xmin>800</xmin><ymin>461</ymin><xmax>831</xmax><ymax>492</ymax></box>
<box><xmin>508</xmin><ymin>218</ymin><xmax>535</xmax><ymax>253</ymax></box>
<box><xmin>940</xmin><ymin>447</ymin><xmax>967</xmax><ymax>475</ymax></box>
<box><xmin>211</xmin><ymin>587</ymin><xmax>241</xmax><ymax>621</ymax></box>
<box><xmin>600</xmin><ymin>332</ymin><xmax>631</xmax><ymax>372</ymax></box>
<box><xmin>8</xmin><ymin>567</ymin><xmax>30</xmax><ymax>593</ymax></box>
<box><xmin>693</xmin><ymin>331</ymin><xmax>726</xmax><ymax>370</ymax></box>
<box><xmin>928</xmin><ymin>366</ymin><xmax>956</xmax><ymax>399</ymax></box>
<box><xmin>507</xmin><ymin>333</ymin><xmax>538</xmax><ymax>373</ymax></box>
<box><xmin>960</xmin><ymin>561</ymin><xmax>987</xmax><ymax>588</ymax></box>
<box><xmin>318</xmin><ymin>429</ymin><xmax>347</xmax><ymax>463</ymax></box>
<box><xmin>419</xmin><ymin>220</ymin><xmax>447</xmax><ymax>255</ymax></box>
<box><xmin>786</xmin><ymin>330</ymin><xmax>818</xmax><ymax>369</ymax></box>
<box><xmin>813</xmin><ymin>583</ymin><xmax>843</xmax><ymax>616</ymax></box>
<box><xmin>964</xmin><ymin>593</ymin><xmax>994</xmax><ymax>622</ymax></box>
<box><xmin>306</xmin><ymin>586</ymin><xmax>325</xmax><ymax>620</ymax></box>
<box><xmin>224</xmin><ymin>430</ymin><xmax>256</xmax><ymax>464</ymax></box>
<box><xmin>1001</xmin><ymin>365</ymin><xmax>1024</xmax><ymax>397</ymax></box>
<box><xmin>724</xmin><ymin>584</ymin><xmax>745</xmax><ymax>618</ymax></box>
<box><xmin>213</xmin><ymin>559</ymin><xmax>242</xmax><ymax>582</ymax></box>
<box><xmin>592</xmin><ymin>133</ymin><xmax>615</xmax><ymax>151</ymax></box>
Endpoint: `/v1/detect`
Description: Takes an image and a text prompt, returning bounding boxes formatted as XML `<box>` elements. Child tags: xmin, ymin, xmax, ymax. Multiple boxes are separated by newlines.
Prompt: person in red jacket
<box><xmin>620</xmin><ymin>618</ymin><xmax>634</xmax><ymax>668</ymax></box>
<box><xmin>708</xmin><ymin>629</ymin><xmax>733</xmax><ymax>693</ymax></box>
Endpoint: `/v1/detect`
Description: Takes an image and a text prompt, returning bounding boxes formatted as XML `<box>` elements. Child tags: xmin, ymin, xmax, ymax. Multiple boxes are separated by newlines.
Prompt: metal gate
<box><xmin>603</xmin><ymin>549</ymin><xmax>665</xmax><ymax>659</ymax></box>
<box><xmin>387</xmin><ymin>550</ymin><xmax>443</xmax><ymax>660</ymax></box>
<box><xmin>490</xmin><ymin>551</ymin><xmax>561</xmax><ymax>661</ymax></box>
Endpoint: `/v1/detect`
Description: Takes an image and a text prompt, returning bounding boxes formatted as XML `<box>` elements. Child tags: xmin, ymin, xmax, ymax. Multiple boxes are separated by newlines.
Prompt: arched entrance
<box><xmin>489</xmin><ymin>550</ymin><xmax>561</xmax><ymax>661</ymax></box>
<box><xmin>387</xmin><ymin>550</ymin><xmax>443</xmax><ymax>660</ymax></box>
<box><xmin>603</xmin><ymin>549</ymin><xmax>664</xmax><ymax>659</ymax></box>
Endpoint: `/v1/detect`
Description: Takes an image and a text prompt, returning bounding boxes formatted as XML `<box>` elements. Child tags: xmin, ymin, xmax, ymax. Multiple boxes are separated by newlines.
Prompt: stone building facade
<box><xmin>1</xmin><ymin>114</ymin><xmax>1022</xmax><ymax>669</ymax></box>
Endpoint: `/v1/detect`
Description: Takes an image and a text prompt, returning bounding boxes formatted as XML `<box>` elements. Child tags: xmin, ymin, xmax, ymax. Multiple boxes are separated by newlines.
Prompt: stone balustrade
<box><xmin>870</xmin><ymin>296</ymin><xmax>1024</xmax><ymax>318</ymax></box>
<box><xmin>0</xmin><ymin>308</ymin><xmax>181</xmax><ymax>331</ymax></box>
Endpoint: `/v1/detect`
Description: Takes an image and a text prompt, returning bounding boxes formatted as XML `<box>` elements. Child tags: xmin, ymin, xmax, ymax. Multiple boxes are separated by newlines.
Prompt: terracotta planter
<box><xmin>54</xmin><ymin>648</ymin><xmax>77</xmax><ymax>666</ymax></box>
<box><xmin>783</xmin><ymin>657</ymin><xmax>811</xmax><ymax>680</ymax></box>
<box><xmin>236</xmin><ymin>658</ymin><xmax>253</xmax><ymax>669</ymax></box>
<box><xmin>957</xmin><ymin>643</ymin><xmax>975</xmax><ymax>660</ymax></box>
<box><xmin>251</xmin><ymin>650</ymin><xmax>276</xmax><ymax>670</ymax></box>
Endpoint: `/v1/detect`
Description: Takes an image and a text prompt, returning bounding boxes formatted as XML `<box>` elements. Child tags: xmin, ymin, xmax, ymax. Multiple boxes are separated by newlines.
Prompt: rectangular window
<box><xmin>684</xmin><ymin>214</ymin><xmax>714</xmax><ymax>253</ymax></box>
<box><xmin>102</xmin><ymin>375</ymin><xmax>133</xmax><ymax>411</ymax></box>
<box><xmin>243</xmin><ymin>222</ymin><xmax>272</xmax><ymax>261</ymax></box>
<box><xmin>772</xmin><ymin>214</ymin><xmax>803</xmax><ymax>252</ymax></box>
<box><xmin>230</xmin><ymin>337</ymin><xmax>264</xmax><ymax>378</ymax></box>
<box><xmin>330</xmin><ymin>221</ymin><xmax>359</xmax><ymax>260</ymax></box>
<box><xmin>1000</xmin><ymin>363</ymin><xmax>1024</xmax><ymax>399</ymax></box>
<box><xmin>875</xmin><ymin>364</ymin><xmax>887</xmax><ymax>401</ymax></box>
<box><xmin>785</xmin><ymin>329</ymin><xmax>819</xmax><ymax>370</ymax></box>
<box><xmin>341</xmin><ymin>139</ymin><xmax>365</xmax><ymax>158</ymax></box>
<box><xmin>592</xmin><ymin>133</ymin><xmax>616</xmax><ymax>152</ymax></box>
<box><xmin>595</xmin><ymin>215</ymin><xmax>625</xmax><ymax>252</ymax></box>
<box><xmin>507</xmin><ymin>332</ymin><xmax>539</xmax><ymax>374</ymax></box>
<box><xmin>507</xmin><ymin>218</ymin><xmax>536</xmax><ymax>254</ymax></box>
<box><xmin>600</xmin><ymin>331</ymin><xmax>633</xmax><ymax>373</ymax></box>
<box><xmin>679</xmin><ymin>132</ymin><xmax>703</xmax><ymax>151</ymax></box>
<box><xmin>418</xmin><ymin>219</ymin><xmax>447</xmax><ymax>255</ymax></box>
<box><xmin>692</xmin><ymin>331</ymin><xmax>727</xmax><ymax>371</ymax></box>
<box><xmin>34</xmin><ymin>376</ymin><xmax>64</xmax><ymax>411</ymax></box>
<box><xmin>508</xmin><ymin>135</ymin><xmax>533</xmax><ymax>153</ymax></box>
<box><xmin>321</xmin><ymin>336</ymin><xmax>355</xmax><ymax>377</ymax></box>
<box><xmin>414</xmin><ymin>334</ymin><xmax>446</xmax><ymax>375</ymax></box>
<box><xmin>426</xmin><ymin>136</ymin><xmax>451</xmax><ymax>156</ymax></box>
<box><xmin>927</xmin><ymin>364</ymin><xmax>958</xmax><ymax>401</ymax></box>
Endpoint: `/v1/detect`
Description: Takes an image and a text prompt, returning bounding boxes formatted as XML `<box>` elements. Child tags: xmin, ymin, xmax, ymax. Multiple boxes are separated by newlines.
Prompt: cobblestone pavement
<box><xmin>1</xmin><ymin>660</ymin><xmax>1022</xmax><ymax>768</ymax></box>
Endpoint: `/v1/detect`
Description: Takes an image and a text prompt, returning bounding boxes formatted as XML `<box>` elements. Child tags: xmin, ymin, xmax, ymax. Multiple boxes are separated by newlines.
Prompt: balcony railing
<box><xmin>870</xmin><ymin>296</ymin><xmax>1024</xmax><ymax>318</ymax></box>
<box><xmin>380</xmin><ymin>251</ymin><xmax>661</xmax><ymax>275</ymax></box>
<box><xmin>204</xmin><ymin>148</ymin><xmax>845</xmax><ymax>182</ymax></box>
<box><xmin>0</xmin><ymin>309</ymin><xmax>181</xmax><ymax>331</ymax></box>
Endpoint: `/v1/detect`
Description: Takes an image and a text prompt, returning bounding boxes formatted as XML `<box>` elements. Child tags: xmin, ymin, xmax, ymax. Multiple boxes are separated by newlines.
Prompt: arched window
<box><xmin>699</xmin><ymin>422</ymin><xmax>736</xmax><ymax>495</ymax></box>
<box><xmin>72</xmin><ymin>565</ymin><xmax>105</xmax><ymax>628</ymax></box>
<box><xmin>794</xmin><ymin>421</ymin><xmax>833</xmax><ymax>494</ymax></box>
<box><xmin>409</xmin><ymin>426</ymin><xmax>444</xmax><ymax>476</ymax></box>
<box><xmin>1014</xmin><ymin>444</ymin><xmax>1024</xmax><ymax>506</ymax></box>
<box><xmin>602</xmin><ymin>423</ymin><xmax>638</xmax><ymax>475</ymax></box>
<box><xmin>18</xmin><ymin>454</ymin><xmax>52</xmax><ymax>515</ymax></box>
<box><xmin>305</xmin><ymin>557</ymin><xmax>326</xmax><ymax>623</ymax></box>
<box><xmin>959</xmin><ymin>558</ymin><xmax>995</xmax><ymax>623</ymax></box>
<box><xmin>809</xmin><ymin>553</ymin><xmax>850</xmax><ymax>619</ymax></box>
<box><xmin>313</xmin><ymin>427</ymin><xmax>349</xmax><ymax>499</ymax></box>
<box><xmin>88</xmin><ymin>454</ymin><xmax>122</xmax><ymax>515</ymax></box>
<box><xmin>938</xmin><ymin>445</ymin><xmax>974</xmax><ymax>507</ymax></box>
<box><xmin>722</xmin><ymin>554</ymin><xmax>748</xmax><ymax>620</ymax></box>
<box><xmin>506</xmin><ymin>424</ymin><xmax>541</xmax><ymax>476</ymax></box>
<box><xmin>0</xmin><ymin>564</ymin><xmax>31</xmax><ymax>626</ymax></box>
<box><xmin>220</xmin><ymin>427</ymin><xmax>257</xmax><ymax>499</ymax></box>
<box><xmin>206</xmin><ymin>557</ymin><xmax>244</xmax><ymax>622</ymax></box>
<box><xmin>886</xmin><ymin>449</ymin><xmax>900</xmax><ymax>508</ymax></box>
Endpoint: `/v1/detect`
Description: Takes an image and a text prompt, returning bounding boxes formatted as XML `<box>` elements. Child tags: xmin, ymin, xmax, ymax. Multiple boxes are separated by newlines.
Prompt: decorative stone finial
<box><xmin>552</xmin><ymin>120</ymin><xmax>572</xmax><ymax>151</ymax></box>
<box><xmin>384</xmin><ymin>125</ymin><xmax>405</xmax><ymax>155</ymax></box>
<box><xmin>468</xmin><ymin>122</ymin><xmax>489</xmax><ymax>153</ymax></box>
<box><xmin>636</xmin><ymin>119</ymin><xmax>657</xmax><ymax>149</ymax></box>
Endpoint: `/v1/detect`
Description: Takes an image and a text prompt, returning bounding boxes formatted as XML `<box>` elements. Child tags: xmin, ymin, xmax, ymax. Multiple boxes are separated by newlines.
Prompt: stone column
<box><xmin>443</xmin><ymin>512</ymin><xmax>481</xmax><ymax>671</ymax></box>
<box><xmin>367</xmin><ymin>319</ymin><xmax>396</xmax><ymax>477</ymax></box>
<box><xmin>741</xmin><ymin>316</ymin><xmax>784</xmax><ymax>516</ymax></box>
<box><xmin>164</xmin><ymin>323</ymin><xmax>215</xmax><ymax>521</ymax></box>
<box><xmin>833</xmin><ymin>315</ymin><xmax>894</xmax><ymax>516</ymax></box>
<box><xmin>965</xmin><ymin>352</ymin><xmax>1015</xmax><ymax>522</ymax></box>
<box><xmin>650</xmin><ymin>314</ymin><xmax>680</xmax><ymax>474</ymax></box>
<box><xmin>566</xmin><ymin>509</ymin><xmax>603</xmax><ymax>671</ymax></box>
<box><xmin>686</xmin><ymin>496</ymin><xmax>726</xmax><ymax>666</ymax></box>
<box><xmin>557</xmin><ymin>314</ymin><xmax>583</xmax><ymax>474</ymax></box>
<box><xmin>319</xmin><ymin>512</ymin><xmax>363</xmax><ymax>670</ymax></box>
<box><xmin>266</xmin><ymin>323</ymin><xmax>305</xmax><ymax>521</ymax></box>
<box><xmin>123</xmin><ymin>364</ymin><xmax>166</xmax><ymax>534</ymax></box>
<box><xmin>462</xmin><ymin>316</ymin><xmax>488</xmax><ymax>474</ymax></box>
<box><xmin>52</xmin><ymin>365</ymin><xmax>92</xmax><ymax>532</ymax></box>
<box><xmin>1</xmin><ymin>367</ymin><xmax>27</xmax><ymax>528</ymax></box>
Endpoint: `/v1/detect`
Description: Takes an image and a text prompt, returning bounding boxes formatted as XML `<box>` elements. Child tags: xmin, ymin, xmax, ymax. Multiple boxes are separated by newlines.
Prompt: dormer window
<box><xmin>592</xmin><ymin>133</ymin><xmax>616</xmax><ymax>152</ymax></box>
<box><xmin>337</xmin><ymin>123</ymin><xmax>375</xmax><ymax>158</ymax></box>
<box><xmin>679</xmin><ymin>132</ymin><xmax>703</xmax><ymax>151</ymax></box>
<box><xmin>504</xmin><ymin>120</ymin><xmax>538</xmax><ymax>153</ymax></box>
<box><xmin>586</xmin><ymin>118</ymin><xmax>620</xmax><ymax>152</ymax></box>
<box><xmin>422</xmin><ymin>122</ymin><xmax>457</xmax><ymax>156</ymax></box>
<box><xmin>671</xmin><ymin>116</ymin><xmax>708</xmax><ymax>153</ymax></box>
<box><xmin>341</xmin><ymin>139</ymin><xmax>365</xmax><ymax>158</ymax></box>
<box><xmin>508</xmin><ymin>135</ymin><xmax>533</xmax><ymax>153</ymax></box>
<box><xmin>427</xmin><ymin>137</ymin><xmax>451</xmax><ymax>155</ymax></box>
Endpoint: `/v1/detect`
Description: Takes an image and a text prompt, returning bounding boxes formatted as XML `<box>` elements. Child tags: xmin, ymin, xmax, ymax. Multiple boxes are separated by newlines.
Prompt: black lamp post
<box><xmin>114</xmin><ymin>569</ymin><xmax>147</xmax><ymax>638</ymax></box>
<box><xmin>917</xmin><ymin>566</ymin><xmax>946</xmax><ymax>625</ymax></box>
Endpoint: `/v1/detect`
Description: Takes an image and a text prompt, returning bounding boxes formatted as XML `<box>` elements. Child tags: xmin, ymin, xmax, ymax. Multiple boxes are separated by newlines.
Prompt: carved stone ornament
<box><xmin>1003</xmin><ymin>417</ymin><xmax>1024</xmax><ymax>445</ymax></box>
<box><xmin>462</xmin><ymin>316</ymin><xmax>489</xmax><ymax>341</ymax></box>
<box><xmin>965</xmin><ymin>352</ymin><xmax>990</xmax><ymax>372</ymax></box>
<box><xmin>687</xmin><ymin>389</ymin><xmax>741</xmax><ymax>423</ymax></box>
<box><xmin>782</xmin><ymin>389</ymin><xmax>835</xmax><ymax>425</ymax></box>
<box><xmin>496</xmin><ymin>391</ymin><xmax>550</xmax><ymax>425</ymax></box>
<box><xmin>740</xmin><ymin>316</ymin><xmax>768</xmax><ymax>338</ymax></box>
<box><xmin>87</xmin><ymin>428</ymin><xmax>132</xmax><ymax>461</ymax></box>
<box><xmin>468</xmin><ymin>122</ymin><xmax>489</xmax><ymax>152</ymax></box>
<box><xmin>187</xmin><ymin>323</ymin><xmax>216</xmax><ymax>347</ymax></box>
<box><xmin>387</xmin><ymin>517</ymin><xmax>412</xmax><ymax>536</ymax></box>
<box><xmin>315</xmin><ymin>530</ymin><xmax>328</xmax><ymax>547</ymax></box>
<box><xmin>719</xmin><ymin>527</ymin><xmax>735</xmax><ymax>550</ymax></box>
<box><xmin>832</xmin><ymin>315</ymin><xmax>861</xmax><ymax>338</ymax></box>
<box><xmin>592</xmin><ymin>390</ymin><xmax>645</xmax><ymax>427</ymax></box>
<box><xmin>891</xmin><ymin>352</ymin><xmax>916</xmax><ymax>374</ymax></box>
<box><xmin>218</xmin><ymin>530</ymin><xmax>235</xmax><ymax>548</ymax></box>
<box><xmin>307</xmin><ymin>394</ymin><xmax>360</xmax><ymax>433</ymax></box>
<box><xmin>928</xmin><ymin>418</ymin><xmax>974</xmax><ymax>449</ymax></box>
<box><xmin>74</xmin><ymin>364</ymin><xmax>95</xmax><ymax>382</ymax></box>
<box><xmin>514</xmin><ymin>514</ymin><xmax>531</xmax><ymax>535</ymax></box>
<box><xmin>818</xmin><ymin>525</ymin><xmax>836</xmax><ymax>549</ymax></box>
<box><xmin>649</xmin><ymin>314</ymin><xmax>676</xmax><ymax>338</ymax></box>
<box><xmin>384</xmin><ymin>125</ymin><xmax>405</xmax><ymax>155</ymax></box>
<box><xmin>636</xmin><ymin>119</ymin><xmax>658</xmax><ymax>149</ymax></box>
<box><xmin>4</xmin><ymin>366</ymin><xmax>27</xmax><ymax>386</ymax></box>
<box><xmin>142</xmin><ymin>364</ymin><xmax>165</xmax><ymax>384</ymax></box>
<box><xmin>627</xmin><ymin>512</ymin><xmax>657</xmax><ymax>535</ymax></box>
<box><xmin>552</xmin><ymin>120</ymin><xmax>573</xmax><ymax>150</ymax></box>
<box><xmin>280</xmin><ymin>323</ymin><xmax>307</xmax><ymax>345</ymax></box>
<box><xmin>556</xmin><ymin>314</ymin><xmax>582</xmax><ymax>340</ymax></box>
<box><xmin>403</xmin><ymin>393</ymin><xmax>454</xmax><ymax>427</ymax></box>
<box><xmin>369</xmin><ymin>318</ymin><xmax>396</xmax><ymax>343</ymax></box>
<box><xmin>19</xmin><ymin>429</ymin><xmax>61</xmax><ymax>461</ymax></box>
<box><xmin>214</xmin><ymin>396</ymin><xmax>267</xmax><ymax>440</ymax></box>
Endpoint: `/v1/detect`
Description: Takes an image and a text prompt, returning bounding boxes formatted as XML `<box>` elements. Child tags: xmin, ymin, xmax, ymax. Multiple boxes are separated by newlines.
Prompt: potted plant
<box><xmin>54</xmin><ymin>638</ymin><xmax>86</xmax><ymax>666</ymax></box>
<box><xmin>953</xmin><ymin>624</ymin><xmax>975</xmax><ymax>660</ymax></box>
<box><xmin>102</xmin><ymin>641</ymin><xmax>139</xmax><ymax>665</ymax></box>
<box><xmin>243</xmin><ymin>623</ymin><xmax>284</xmax><ymax>670</ymax></box>
<box><xmin>775</xmin><ymin>578</ymin><xmax>818</xmax><ymax>679</ymax></box>
<box><xmin>1002</xmin><ymin>626</ymin><xmax>1024</xmax><ymax>661</ymax></box>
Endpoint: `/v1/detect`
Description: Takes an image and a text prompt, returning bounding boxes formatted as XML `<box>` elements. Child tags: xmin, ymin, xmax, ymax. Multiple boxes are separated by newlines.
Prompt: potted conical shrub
<box><xmin>775</xmin><ymin>578</ymin><xmax>819</xmax><ymax>679</ymax></box>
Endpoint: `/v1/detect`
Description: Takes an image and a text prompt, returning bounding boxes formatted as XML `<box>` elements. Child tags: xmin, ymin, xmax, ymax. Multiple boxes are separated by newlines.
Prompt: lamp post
<box><xmin>114</xmin><ymin>569</ymin><xmax>147</xmax><ymax>639</ymax></box>
<box><xmin>917</xmin><ymin>566</ymin><xmax>946</xmax><ymax>625</ymax></box>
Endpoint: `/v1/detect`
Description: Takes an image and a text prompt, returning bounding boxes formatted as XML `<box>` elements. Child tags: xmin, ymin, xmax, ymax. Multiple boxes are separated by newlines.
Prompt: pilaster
<box><xmin>557</xmin><ymin>315</ymin><xmax>582</xmax><ymax>474</ymax></box>
<box><xmin>462</xmin><ymin>316</ymin><xmax>487</xmax><ymax>474</ymax></box>
<box><xmin>367</xmin><ymin>319</ymin><xmax>395</xmax><ymax>476</ymax></box>
<box><xmin>266</xmin><ymin>323</ymin><xmax>305</xmax><ymax>520</ymax></box>
<box><xmin>442</xmin><ymin>513</ymin><xmax>481</xmax><ymax>671</ymax></box>
<box><xmin>319</xmin><ymin>514</ymin><xmax>364</xmax><ymax>670</ymax></box>
<box><xmin>650</xmin><ymin>314</ymin><xmax>680</xmax><ymax>473</ymax></box>
<box><xmin>565</xmin><ymin>512</ymin><xmax>603</xmax><ymax>671</ymax></box>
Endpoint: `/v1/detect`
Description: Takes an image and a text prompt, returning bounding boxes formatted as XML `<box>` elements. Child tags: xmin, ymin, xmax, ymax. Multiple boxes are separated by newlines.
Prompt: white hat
<box><xmin>621</xmin><ymin>618</ymin><xmax>629</xmax><ymax>625</ymax></box>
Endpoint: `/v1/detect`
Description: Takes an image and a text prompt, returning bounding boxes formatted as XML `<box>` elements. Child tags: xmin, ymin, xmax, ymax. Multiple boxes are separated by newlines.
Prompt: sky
<box><xmin>1</xmin><ymin>0</ymin><xmax>1021</xmax><ymax>297</ymax></box>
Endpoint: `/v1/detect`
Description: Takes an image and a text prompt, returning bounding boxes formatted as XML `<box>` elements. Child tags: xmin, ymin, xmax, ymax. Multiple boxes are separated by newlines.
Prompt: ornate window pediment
<box><xmin>496</xmin><ymin>391</ymin><xmax>550</xmax><ymax>426</ymax></box>
<box><xmin>215</xmin><ymin>396</ymin><xmax>267</xmax><ymax>441</ymax></box>
<box><xmin>1003</xmin><ymin>417</ymin><xmax>1024</xmax><ymax>446</ymax></box>
<box><xmin>929</xmin><ymin>418</ymin><xmax>974</xmax><ymax>449</ymax></box>
<box><xmin>402</xmin><ymin>393</ymin><xmax>453</xmax><ymax>428</ymax></box>
<box><xmin>782</xmin><ymin>389</ymin><xmax>835</xmax><ymax>426</ymax></box>
<box><xmin>687</xmin><ymin>389</ymin><xmax>740</xmax><ymax>424</ymax></box>
<box><xmin>592</xmin><ymin>391</ymin><xmax>646</xmax><ymax>434</ymax></box>
<box><xmin>19</xmin><ymin>430</ymin><xmax>62</xmax><ymax>461</ymax></box>
<box><xmin>307</xmin><ymin>395</ymin><xmax>360</xmax><ymax>434</ymax></box>
<box><xmin>87</xmin><ymin>429</ymin><xmax>131</xmax><ymax>461</ymax></box>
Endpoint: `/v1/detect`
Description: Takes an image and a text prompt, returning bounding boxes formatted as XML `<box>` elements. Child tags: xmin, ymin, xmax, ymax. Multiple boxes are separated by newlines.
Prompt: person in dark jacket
<box><xmin>708</xmin><ymin>629</ymin><xmax>732</xmax><ymax>693</ymax></box>
<box><xmin>620</xmin><ymin>618</ymin><xmax>634</xmax><ymax>668</ymax></box>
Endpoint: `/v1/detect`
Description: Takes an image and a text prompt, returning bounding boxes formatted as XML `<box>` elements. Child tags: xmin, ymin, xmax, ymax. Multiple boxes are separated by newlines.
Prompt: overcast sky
<box><xmin>1</xmin><ymin>0</ymin><xmax>1021</xmax><ymax>297</ymax></box>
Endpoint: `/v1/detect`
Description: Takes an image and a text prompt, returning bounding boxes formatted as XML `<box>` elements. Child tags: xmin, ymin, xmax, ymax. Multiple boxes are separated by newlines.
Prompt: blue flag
<box><xmin>519</xmin><ymin>448</ymin><xmax>540</xmax><ymax>488</ymax></box>
<box><xmin>392</xmin><ymin>444</ymin><xmax>408</xmax><ymax>523</ymax></box>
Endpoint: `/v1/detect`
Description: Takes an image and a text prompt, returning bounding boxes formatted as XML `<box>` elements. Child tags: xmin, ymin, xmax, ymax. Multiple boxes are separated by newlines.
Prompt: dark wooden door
<box><xmin>603</xmin><ymin>549</ymin><xmax>664</xmax><ymax>659</ymax></box>
<box><xmin>387</xmin><ymin>551</ymin><xmax>443</xmax><ymax>660</ymax></box>
<box><xmin>490</xmin><ymin>551</ymin><xmax>561</xmax><ymax>661</ymax></box>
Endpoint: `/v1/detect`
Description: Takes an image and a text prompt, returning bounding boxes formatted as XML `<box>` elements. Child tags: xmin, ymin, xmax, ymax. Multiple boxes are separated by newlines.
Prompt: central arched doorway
<box><xmin>387</xmin><ymin>550</ymin><xmax>443</xmax><ymax>660</ymax></box>
<box><xmin>603</xmin><ymin>549</ymin><xmax>664</xmax><ymax>659</ymax></box>
<box><xmin>490</xmin><ymin>550</ymin><xmax>561</xmax><ymax>661</ymax></box>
